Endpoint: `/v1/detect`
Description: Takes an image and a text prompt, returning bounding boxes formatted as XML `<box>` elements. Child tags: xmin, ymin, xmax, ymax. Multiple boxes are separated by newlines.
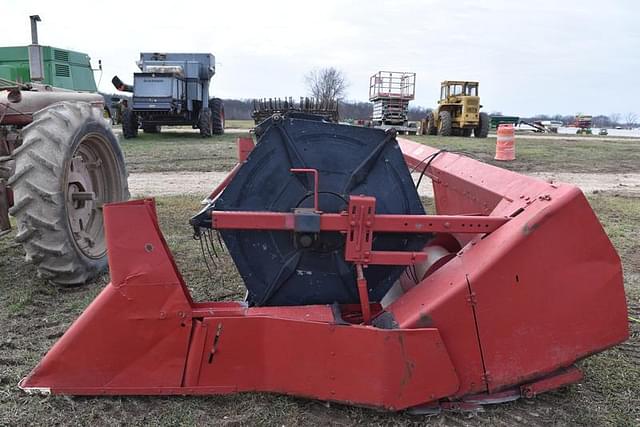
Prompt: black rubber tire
<box><xmin>462</xmin><ymin>128</ymin><xmax>473</xmax><ymax>137</ymax></box>
<box><xmin>427</xmin><ymin>113</ymin><xmax>438</xmax><ymax>135</ymax></box>
<box><xmin>142</xmin><ymin>124</ymin><xmax>161</xmax><ymax>134</ymax></box>
<box><xmin>438</xmin><ymin>110</ymin><xmax>452</xmax><ymax>136</ymax></box>
<box><xmin>474</xmin><ymin>112</ymin><xmax>490</xmax><ymax>138</ymax></box>
<box><xmin>210</xmin><ymin>98</ymin><xmax>225</xmax><ymax>135</ymax></box>
<box><xmin>122</xmin><ymin>109</ymin><xmax>138</xmax><ymax>139</ymax></box>
<box><xmin>198</xmin><ymin>109</ymin><xmax>212</xmax><ymax>137</ymax></box>
<box><xmin>9</xmin><ymin>101</ymin><xmax>129</xmax><ymax>285</ymax></box>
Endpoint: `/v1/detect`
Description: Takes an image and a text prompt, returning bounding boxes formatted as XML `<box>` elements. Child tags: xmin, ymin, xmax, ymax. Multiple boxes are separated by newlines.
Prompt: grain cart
<box><xmin>425</xmin><ymin>80</ymin><xmax>489</xmax><ymax>138</ymax></box>
<box><xmin>112</xmin><ymin>53</ymin><xmax>224</xmax><ymax>138</ymax></box>
<box><xmin>0</xmin><ymin>16</ymin><xmax>129</xmax><ymax>285</ymax></box>
<box><xmin>22</xmin><ymin>113</ymin><xmax>628</xmax><ymax>412</ymax></box>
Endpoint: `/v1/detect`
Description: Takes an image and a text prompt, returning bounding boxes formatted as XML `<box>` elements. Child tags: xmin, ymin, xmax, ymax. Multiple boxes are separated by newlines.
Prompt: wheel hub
<box><xmin>67</xmin><ymin>155</ymin><xmax>95</xmax><ymax>241</ymax></box>
<box><xmin>65</xmin><ymin>135</ymin><xmax>114</xmax><ymax>259</ymax></box>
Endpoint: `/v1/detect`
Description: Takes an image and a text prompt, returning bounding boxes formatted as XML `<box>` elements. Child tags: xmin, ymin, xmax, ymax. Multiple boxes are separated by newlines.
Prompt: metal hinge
<box><xmin>466</xmin><ymin>291</ymin><xmax>478</xmax><ymax>306</ymax></box>
<box><xmin>482</xmin><ymin>372</ymin><xmax>492</xmax><ymax>385</ymax></box>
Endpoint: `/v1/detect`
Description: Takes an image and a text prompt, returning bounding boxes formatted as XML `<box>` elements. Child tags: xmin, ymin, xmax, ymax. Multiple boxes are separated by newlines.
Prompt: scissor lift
<box><xmin>369</xmin><ymin>71</ymin><xmax>416</xmax><ymax>134</ymax></box>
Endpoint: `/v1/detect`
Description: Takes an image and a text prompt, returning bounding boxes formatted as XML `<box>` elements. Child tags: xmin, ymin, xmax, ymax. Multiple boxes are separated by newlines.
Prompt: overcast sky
<box><xmin>3</xmin><ymin>0</ymin><xmax>638</xmax><ymax>117</ymax></box>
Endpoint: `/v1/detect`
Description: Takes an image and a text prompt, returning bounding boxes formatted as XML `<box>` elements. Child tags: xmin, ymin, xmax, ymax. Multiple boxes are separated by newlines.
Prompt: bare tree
<box><xmin>625</xmin><ymin>112</ymin><xmax>638</xmax><ymax>129</ymax></box>
<box><xmin>305</xmin><ymin>67</ymin><xmax>349</xmax><ymax>105</ymax></box>
<box><xmin>609</xmin><ymin>113</ymin><xmax>621</xmax><ymax>127</ymax></box>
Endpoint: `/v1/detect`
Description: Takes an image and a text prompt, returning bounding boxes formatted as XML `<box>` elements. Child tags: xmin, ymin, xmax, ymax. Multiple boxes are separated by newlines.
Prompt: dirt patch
<box><xmin>128</xmin><ymin>171</ymin><xmax>640</xmax><ymax>198</ymax></box>
<box><xmin>534</xmin><ymin>172</ymin><xmax>640</xmax><ymax>195</ymax></box>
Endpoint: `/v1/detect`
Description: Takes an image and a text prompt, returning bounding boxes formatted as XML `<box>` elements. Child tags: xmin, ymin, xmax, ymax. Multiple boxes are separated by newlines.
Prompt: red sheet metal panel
<box><xmin>20</xmin><ymin>199</ymin><xmax>460</xmax><ymax>410</ymax></box>
<box><xmin>393</xmin><ymin>138</ymin><xmax>628</xmax><ymax>394</ymax></box>
<box><xmin>189</xmin><ymin>316</ymin><xmax>459</xmax><ymax>410</ymax></box>
<box><xmin>465</xmin><ymin>187</ymin><xmax>627</xmax><ymax>392</ymax></box>
<box><xmin>22</xmin><ymin>200</ymin><xmax>193</xmax><ymax>390</ymax></box>
<box><xmin>387</xmin><ymin>257</ymin><xmax>489</xmax><ymax>397</ymax></box>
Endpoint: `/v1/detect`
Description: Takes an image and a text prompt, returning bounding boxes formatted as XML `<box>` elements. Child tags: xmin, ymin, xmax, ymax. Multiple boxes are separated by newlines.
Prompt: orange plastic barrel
<box><xmin>495</xmin><ymin>124</ymin><xmax>515</xmax><ymax>161</ymax></box>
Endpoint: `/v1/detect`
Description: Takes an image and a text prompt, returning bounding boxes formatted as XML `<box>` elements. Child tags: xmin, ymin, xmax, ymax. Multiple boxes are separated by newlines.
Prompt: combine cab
<box><xmin>426</xmin><ymin>80</ymin><xmax>489</xmax><ymax>138</ymax></box>
<box><xmin>20</xmin><ymin>114</ymin><xmax>628</xmax><ymax>412</ymax></box>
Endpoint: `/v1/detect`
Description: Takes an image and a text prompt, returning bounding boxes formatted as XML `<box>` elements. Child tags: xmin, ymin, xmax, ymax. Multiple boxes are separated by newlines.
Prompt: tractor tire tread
<box><xmin>11</xmin><ymin>101</ymin><xmax>129</xmax><ymax>286</ymax></box>
<box><xmin>210</xmin><ymin>98</ymin><xmax>225</xmax><ymax>135</ymax></box>
<box><xmin>122</xmin><ymin>109</ymin><xmax>138</xmax><ymax>139</ymax></box>
<box><xmin>475</xmin><ymin>112</ymin><xmax>490</xmax><ymax>138</ymax></box>
<box><xmin>438</xmin><ymin>111</ymin><xmax>453</xmax><ymax>136</ymax></box>
<box><xmin>199</xmin><ymin>109</ymin><xmax>212</xmax><ymax>138</ymax></box>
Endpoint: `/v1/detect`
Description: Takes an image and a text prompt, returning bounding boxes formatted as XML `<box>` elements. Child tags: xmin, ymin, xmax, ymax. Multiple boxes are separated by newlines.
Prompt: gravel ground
<box><xmin>128</xmin><ymin>170</ymin><xmax>640</xmax><ymax>198</ymax></box>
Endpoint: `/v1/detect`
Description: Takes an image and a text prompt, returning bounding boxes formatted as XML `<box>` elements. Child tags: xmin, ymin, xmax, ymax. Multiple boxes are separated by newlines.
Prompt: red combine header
<box><xmin>21</xmin><ymin>114</ymin><xmax>628</xmax><ymax>412</ymax></box>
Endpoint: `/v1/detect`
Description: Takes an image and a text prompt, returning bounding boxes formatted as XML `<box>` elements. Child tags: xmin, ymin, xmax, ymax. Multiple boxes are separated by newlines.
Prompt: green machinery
<box><xmin>490</xmin><ymin>115</ymin><xmax>520</xmax><ymax>130</ymax></box>
<box><xmin>0</xmin><ymin>17</ymin><xmax>125</xmax><ymax>121</ymax></box>
<box><xmin>0</xmin><ymin>46</ymin><xmax>97</xmax><ymax>92</ymax></box>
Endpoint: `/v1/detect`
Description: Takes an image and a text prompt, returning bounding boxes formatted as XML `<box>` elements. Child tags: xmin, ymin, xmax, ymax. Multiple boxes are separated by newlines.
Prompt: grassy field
<box><xmin>119</xmin><ymin>129</ymin><xmax>640</xmax><ymax>175</ymax></box>
<box><xmin>1</xmin><ymin>128</ymin><xmax>639</xmax><ymax>425</ymax></box>
<box><xmin>225</xmin><ymin>119</ymin><xmax>255</xmax><ymax>129</ymax></box>
<box><xmin>404</xmin><ymin>134</ymin><xmax>640</xmax><ymax>174</ymax></box>
<box><xmin>120</xmin><ymin>131</ymin><xmax>247</xmax><ymax>173</ymax></box>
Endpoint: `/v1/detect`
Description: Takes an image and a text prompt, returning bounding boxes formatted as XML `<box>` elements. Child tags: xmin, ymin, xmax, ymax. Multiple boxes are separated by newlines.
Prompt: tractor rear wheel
<box><xmin>210</xmin><ymin>98</ymin><xmax>225</xmax><ymax>135</ymax></box>
<box><xmin>122</xmin><ymin>109</ymin><xmax>138</xmax><ymax>139</ymax></box>
<box><xmin>198</xmin><ymin>109</ymin><xmax>212</xmax><ymax>137</ymax></box>
<box><xmin>426</xmin><ymin>113</ymin><xmax>438</xmax><ymax>135</ymax></box>
<box><xmin>9</xmin><ymin>101</ymin><xmax>129</xmax><ymax>285</ymax></box>
<box><xmin>474</xmin><ymin>112</ymin><xmax>490</xmax><ymax>138</ymax></box>
<box><xmin>438</xmin><ymin>111</ymin><xmax>452</xmax><ymax>136</ymax></box>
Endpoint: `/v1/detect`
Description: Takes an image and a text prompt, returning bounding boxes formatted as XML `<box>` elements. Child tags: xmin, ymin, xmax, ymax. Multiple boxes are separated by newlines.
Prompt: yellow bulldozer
<box><xmin>425</xmin><ymin>80</ymin><xmax>489</xmax><ymax>138</ymax></box>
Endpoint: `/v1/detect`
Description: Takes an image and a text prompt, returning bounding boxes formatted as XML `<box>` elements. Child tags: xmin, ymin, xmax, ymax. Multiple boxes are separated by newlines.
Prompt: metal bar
<box><xmin>355</xmin><ymin>265</ymin><xmax>371</xmax><ymax>324</ymax></box>
<box><xmin>367</xmin><ymin>251</ymin><xmax>428</xmax><ymax>265</ymax></box>
<box><xmin>211</xmin><ymin>211</ymin><xmax>299</xmax><ymax>230</ymax></box>
<box><xmin>520</xmin><ymin>366</ymin><xmax>583</xmax><ymax>398</ymax></box>
<box><xmin>211</xmin><ymin>211</ymin><xmax>507</xmax><ymax>234</ymax></box>
<box><xmin>372</xmin><ymin>214</ymin><xmax>508</xmax><ymax>233</ymax></box>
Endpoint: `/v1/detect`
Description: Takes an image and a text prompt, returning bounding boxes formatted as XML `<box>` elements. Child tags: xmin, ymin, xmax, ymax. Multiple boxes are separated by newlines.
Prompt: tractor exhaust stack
<box><xmin>27</xmin><ymin>15</ymin><xmax>44</xmax><ymax>82</ymax></box>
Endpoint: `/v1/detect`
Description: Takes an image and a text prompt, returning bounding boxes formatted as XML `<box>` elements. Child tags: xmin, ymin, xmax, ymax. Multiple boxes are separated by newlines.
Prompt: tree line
<box><xmin>224</xmin><ymin>99</ymin><xmax>637</xmax><ymax>128</ymax></box>
<box><xmin>225</xmin><ymin>67</ymin><xmax>638</xmax><ymax>128</ymax></box>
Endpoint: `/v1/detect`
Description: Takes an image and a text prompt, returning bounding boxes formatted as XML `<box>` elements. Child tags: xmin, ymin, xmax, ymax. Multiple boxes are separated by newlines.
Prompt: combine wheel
<box><xmin>121</xmin><ymin>109</ymin><xmax>138</xmax><ymax>139</ymax></box>
<box><xmin>426</xmin><ymin>113</ymin><xmax>438</xmax><ymax>135</ymax></box>
<box><xmin>9</xmin><ymin>101</ymin><xmax>129</xmax><ymax>285</ymax></box>
<box><xmin>198</xmin><ymin>109</ymin><xmax>212</xmax><ymax>137</ymax></box>
<box><xmin>438</xmin><ymin>111</ymin><xmax>452</xmax><ymax>136</ymax></box>
<box><xmin>474</xmin><ymin>112</ymin><xmax>490</xmax><ymax>138</ymax></box>
<box><xmin>210</xmin><ymin>98</ymin><xmax>225</xmax><ymax>135</ymax></box>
